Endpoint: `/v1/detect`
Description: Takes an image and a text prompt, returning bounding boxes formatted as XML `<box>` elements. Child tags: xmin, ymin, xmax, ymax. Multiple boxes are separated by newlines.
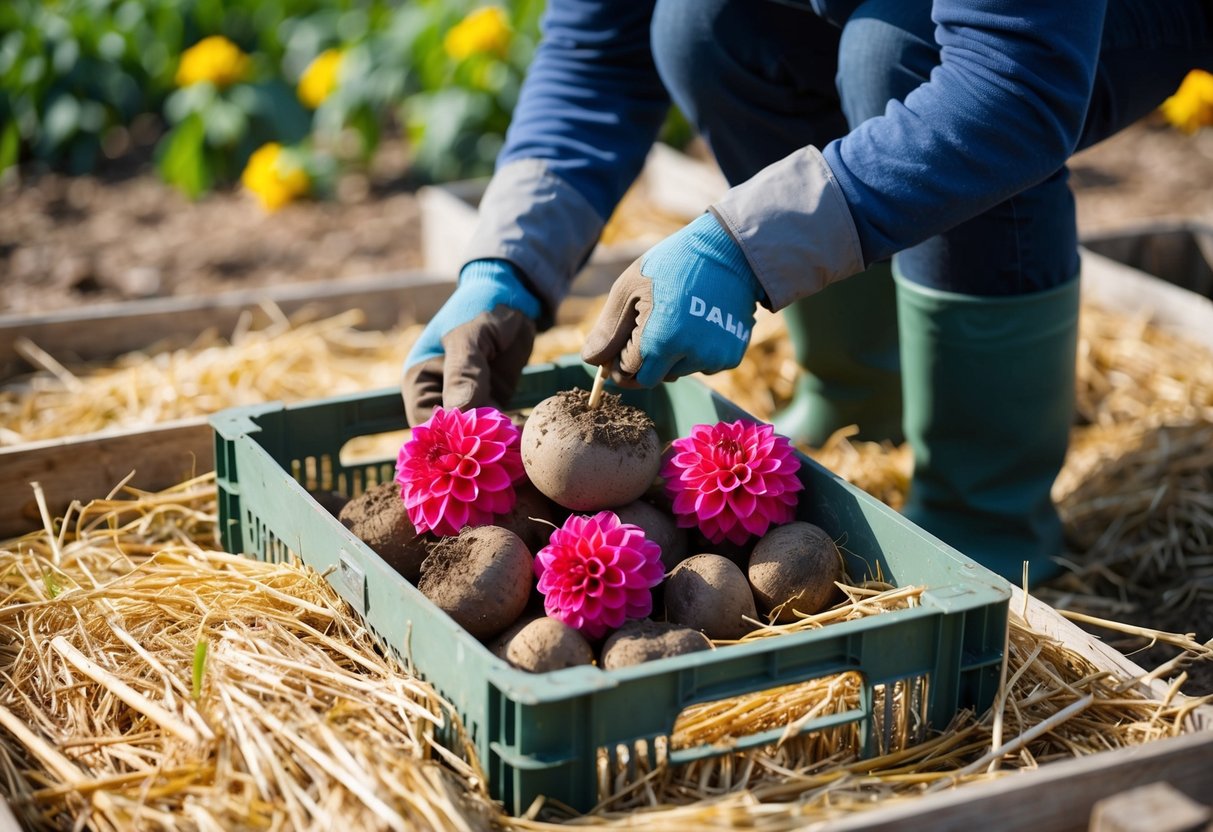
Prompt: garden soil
<box><xmin>4</xmin><ymin>121</ymin><xmax>1213</xmax><ymax>316</ymax></box>
<box><xmin>3</xmin><ymin>121</ymin><xmax>1213</xmax><ymax>687</ymax></box>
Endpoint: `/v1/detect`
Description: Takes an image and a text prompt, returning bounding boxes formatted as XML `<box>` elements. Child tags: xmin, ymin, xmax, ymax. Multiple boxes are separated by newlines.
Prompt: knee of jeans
<box><xmin>895</xmin><ymin>172</ymin><xmax>1080</xmax><ymax>296</ymax></box>
<box><xmin>651</xmin><ymin>0</ymin><xmax>730</xmax><ymax>124</ymax></box>
<box><xmin>836</xmin><ymin>12</ymin><xmax>937</xmax><ymax>127</ymax></box>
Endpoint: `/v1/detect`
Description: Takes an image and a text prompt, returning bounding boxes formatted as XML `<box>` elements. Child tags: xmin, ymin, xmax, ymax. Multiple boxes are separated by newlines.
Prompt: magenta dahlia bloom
<box><xmin>662</xmin><ymin>420</ymin><xmax>803</xmax><ymax>546</ymax></box>
<box><xmin>395</xmin><ymin>406</ymin><xmax>525</xmax><ymax>536</ymax></box>
<box><xmin>535</xmin><ymin>512</ymin><xmax>665</xmax><ymax>639</ymax></box>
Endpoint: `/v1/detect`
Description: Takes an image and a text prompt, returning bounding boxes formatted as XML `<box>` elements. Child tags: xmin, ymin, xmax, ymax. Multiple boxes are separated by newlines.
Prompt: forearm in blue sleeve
<box><xmin>824</xmin><ymin>0</ymin><xmax>1108</xmax><ymax>264</ymax></box>
<box><xmin>499</xmin><ymin>0</ymin><xmax>671</xmax><ymax>220</ymax></box>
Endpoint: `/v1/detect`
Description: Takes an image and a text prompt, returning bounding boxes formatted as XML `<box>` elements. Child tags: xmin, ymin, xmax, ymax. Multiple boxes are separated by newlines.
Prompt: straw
<box><xmin>2</xmin><ymin>476</ymin><xmax>1208</xmax><ymax>831</ymax></box>
<box><xmin>2</xmin><ymin>293</ymin><xmax>1213</xmax><ymax>828</ymax></box>
<box><xmin>0</xmin><ymin>478</ymin><xmax>491</xmax><ymax>831</ymax></box>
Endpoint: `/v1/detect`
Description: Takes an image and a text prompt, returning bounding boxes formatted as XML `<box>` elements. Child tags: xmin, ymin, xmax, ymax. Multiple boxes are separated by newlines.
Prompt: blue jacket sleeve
<box><xmin>822</xmin><ymin>0</ymin><xmax>1108</xmax><ymax>264</ymax></box>
<box><xmin>496</xmin><ymin>0</ymin><xmax>670</xmax><ymax>221</ymax></box>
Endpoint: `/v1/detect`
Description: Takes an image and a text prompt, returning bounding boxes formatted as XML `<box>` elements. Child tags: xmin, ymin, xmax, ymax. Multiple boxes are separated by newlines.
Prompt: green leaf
<box><xmin>202</xmin><ymin>97</ymin><xmax>247</xmax><ymax>147</ymax></box>
<box><xmin>156</xmin><ymin>114</ymin><xmax>211</xmax><ymax>198</ymax></box>
<box><xmin>408</xmin><ymin>87</ymin><xmax>494</xmax><ymax>182</ymax></box>
<box><xmin>42</xmin><ymin>94</ymin><xmax>81</xmax><ymax>149</ymax></box>
<box><xmin>42</xmin><ymin>570</ymin><xmax>62</xmax><ymax>599</ymax></box>
<box><xmin>165</xmin><ymin>82</ymin><xmax>217</xmax><ymax>124</ymax></box>
<box><xmin>242</xmin><ymin>80</ymin><xmax>312</xmax><ymax>144</ymax></box>
<box><xmin>51</xmin><ymin>37</ymin><xmax>79</xmax><ymax>76</ymax></box>
<box><xmin>0</xmin><ymin>120</ymin><xmax>19</xmax><ymax>172</ymax></box>
<box><xmin>192</xmin><ymin>639</ymin><xmax>208</xmax><ymax>701</ymax></box>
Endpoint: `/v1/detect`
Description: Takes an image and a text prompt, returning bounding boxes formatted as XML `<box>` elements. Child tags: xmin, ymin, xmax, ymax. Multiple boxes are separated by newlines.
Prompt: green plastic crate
<box><xmin>209</xmin><ymin>356</ymin><xmax>1009</xmax><ymax>813</ymax></box>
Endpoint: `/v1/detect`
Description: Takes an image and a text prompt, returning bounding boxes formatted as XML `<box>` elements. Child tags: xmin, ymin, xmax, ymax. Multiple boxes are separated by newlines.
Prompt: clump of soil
<box><xmin>600</xmin><ymin>619</ymin><xmax>711</xmax><ymax>670</ymax></box>
<box><xmin>664</xmin><ymin>554</ymin><xmax>756</xmax><ymax>641</ymax></box>
<box><xmin>521</xmin><ymin>388</ymin><xmax>661</xmax><ymax>511</ymax></box>
<box><xmin>338</xmin><ymin>481</ymin><xmax>433</xmax><ymax>583</ymax></box>
<box><xmin>614</xmin><ymin>499</ymin><xmax>688</xmax><ymax>572</ymax></box>
<box><xmin>491</xmin><ymin>616</ymin><xmax>595</xmax><ymax>673</ymax></box>
<box><xmin>418</xmin><ymin>525</ymin><xmax>532</xmax><ymax>641</ymax></box>
<box><xmin>748</xmin><ymin>522</ymin><xmax>842</xmax><ymax>622</ymax></box>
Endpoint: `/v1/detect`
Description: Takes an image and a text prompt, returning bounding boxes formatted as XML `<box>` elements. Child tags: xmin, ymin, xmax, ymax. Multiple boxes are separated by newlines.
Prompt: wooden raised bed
<box><xmin>834</xmin><ymin>589</ymin><xmax>1212</xmax><ymax>831</ymax></box>
<box><xmin>0</xmin><ymin>271</ymin><xmax>456</xmax><ymax>538</ymax></box>
<box><xmin>6</xmin><ymin>243</ymin><xmax>1211</xmax><ymax>541</ymax></box>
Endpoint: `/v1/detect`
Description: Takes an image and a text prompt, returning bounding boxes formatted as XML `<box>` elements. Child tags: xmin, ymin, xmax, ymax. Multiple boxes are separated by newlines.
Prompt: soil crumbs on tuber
<box><xmin>417</xmin><ymin>526</ymin><xmax>532</xmax><ymax>641</ymax></box>
<box><xmin>551</xmin><ymin>388</ymin><xmax>654</xmax><ymax>449</ymax></box>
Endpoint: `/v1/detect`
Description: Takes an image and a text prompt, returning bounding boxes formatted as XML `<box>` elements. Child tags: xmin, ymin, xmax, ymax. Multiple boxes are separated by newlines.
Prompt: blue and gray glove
<box><xmin>581</xmin><ymin>212</ymin><xmax>764</xmax><ymax>386</ymax></box>
<box><xmin>403</xmin><ymin>259</ymin><xmax>541</xmax><ymax>425</ymax></box>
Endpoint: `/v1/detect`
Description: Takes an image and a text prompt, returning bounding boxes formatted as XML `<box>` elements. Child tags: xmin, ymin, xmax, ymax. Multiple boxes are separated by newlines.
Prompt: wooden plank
<box><xmin>1080</xmin><ymin>247</ymin><xmax>1213</xmax><ymax>353</ymax></box>
<box><xmin>1011</xmin><ymin>588</ymin><xmax>1193</xmax><ymax>710</ymax></box>
<box><xmin>0</xmin><ymin>270</ymin><xmax>455</xmax><ymax>379</ymax></box>
<box><xmin>0</xmin><ymin>419</ymin><xmax>213</xmax><ymax>540</ymax></box>
<box><xmin>1088</xmin><ymin>782</ymin><xmax>1211</xmax><ymax>832</ymax></box>
<box><xmin>820</xmin><ymin>592</ymin><xmax>1213</xmax><ymax>831</ymax></box>
<box><xmin>1082</xmin><ymin>221</ymin><xmax>1213</xmax><ymax>301</ymax></box>
<box><xmin>826</xmin><ymin>729</ymin><xmax>1213</xmax><ymax>832</ymax></box>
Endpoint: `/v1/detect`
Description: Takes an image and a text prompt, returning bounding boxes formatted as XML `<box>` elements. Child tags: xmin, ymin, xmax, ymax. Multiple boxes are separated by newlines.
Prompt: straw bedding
<box><xmin>1</xmin><ymin>297</ymin><xmax>1212</xmax><ymax>827</ymax></box>
<box><xmin>0</xmin><ymin>477</ymin><xmax>1206</xmax><ymax>829</ymax></box>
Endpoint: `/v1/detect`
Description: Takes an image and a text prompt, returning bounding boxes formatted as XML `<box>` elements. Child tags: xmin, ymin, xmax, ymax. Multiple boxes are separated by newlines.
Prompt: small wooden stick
<box><xmin>588</xmin><ymin>363</ymin><xmax>609</xmax><ymax>410</ymax></box>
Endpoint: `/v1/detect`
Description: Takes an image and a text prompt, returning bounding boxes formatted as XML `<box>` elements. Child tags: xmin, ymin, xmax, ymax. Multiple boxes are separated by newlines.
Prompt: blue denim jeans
<box><xmin>651</xmin><ymin>0</ymin><xmax>1213</xmax><ymax>295</ymax></box>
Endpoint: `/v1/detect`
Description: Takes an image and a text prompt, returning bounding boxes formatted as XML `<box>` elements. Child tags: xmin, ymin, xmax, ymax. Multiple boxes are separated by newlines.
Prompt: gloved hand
<box><xmin>582</xmin><ymin>212</ymin><xmax>763</xmax><ymax>386</ymax></box>
<box><xmin>403</xmin><ymin>259</ymin><xmax>541</xmax><ymax>425</ymax></box>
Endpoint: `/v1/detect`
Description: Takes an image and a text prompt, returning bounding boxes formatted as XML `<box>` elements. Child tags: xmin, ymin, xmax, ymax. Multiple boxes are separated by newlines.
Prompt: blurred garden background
<box><xmin>1</xmin><ymin>1</ymin><xmax>1212</xmax><ymax>315</ymax></box>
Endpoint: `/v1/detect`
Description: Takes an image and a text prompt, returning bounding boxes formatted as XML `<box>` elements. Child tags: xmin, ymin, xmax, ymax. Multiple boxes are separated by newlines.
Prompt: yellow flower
<box><xmin>175</xmin><ymin>35</ymin><xmax>250</xmax><ymax>89</ymax></box>
<box><xmin>298</xmin><ymin>49</ymin><xmax>344</xmax><ymax>109</ymax></box>
<box><xmin>1160</xmin><ymin>69</ymin><xmax>1213</xmax><ymax>134</ymax></box>
<box><xmin>241</xmin><ymin>143</ymin><xmax>309</xmax><ymax>212</ymax></box>
<box><xmin>444</xmin><ymin>6</ymin><xmax>511</xmax><ymax>61</ymax></box>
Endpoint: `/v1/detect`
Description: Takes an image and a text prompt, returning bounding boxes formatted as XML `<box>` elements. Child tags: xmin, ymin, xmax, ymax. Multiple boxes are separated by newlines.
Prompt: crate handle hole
<box><xmin>668</xmin><ymin>671</ymin><xmax>867</xmax><ymax>766</ymax></box>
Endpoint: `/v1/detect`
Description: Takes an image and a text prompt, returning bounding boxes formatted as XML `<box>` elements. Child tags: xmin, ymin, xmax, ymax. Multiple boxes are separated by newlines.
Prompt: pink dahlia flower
<box><xmin>395</xmin><ymin>406</ymin><xmax>524</xmax><ymax>536</ymax></box>
<box><xmin>662</xmin><ymin>420</ymin><xmax>803</xmax><ymax>546</ymax></box>
<box><xmin>535</xmin><ymin>512</ymin><xmax>665</xmax><ymax>640</ymax></box>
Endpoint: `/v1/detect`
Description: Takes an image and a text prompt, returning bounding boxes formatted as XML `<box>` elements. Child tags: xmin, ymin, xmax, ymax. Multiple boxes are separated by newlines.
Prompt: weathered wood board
<box><xmin>0</xmin><ymin>270</ymin><xmax>454</xmax><ymax>379</ymax></box>
<box><xmin>0</xmin><ymin>420</ymin><xmax>214</xmax><ymax>539</ymax></box>
<box><xmin>1</xmin><ymin>272</ymin><xmax>457</xmax><ymax>537</ymax></box>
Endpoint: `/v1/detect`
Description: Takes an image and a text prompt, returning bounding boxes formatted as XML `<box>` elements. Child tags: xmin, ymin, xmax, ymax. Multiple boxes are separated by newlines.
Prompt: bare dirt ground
<box><xmin>3</xmin><ymin>119</ymin><xmax>1213</xmax><ymax>316</ymax></box>
<box><xmin>0</xmin><ymin>142</ymin><xmax>423</xmax><ymax>315</ymax></box>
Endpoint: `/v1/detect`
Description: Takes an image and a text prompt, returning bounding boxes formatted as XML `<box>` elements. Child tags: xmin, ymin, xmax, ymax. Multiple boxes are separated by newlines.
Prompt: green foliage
<box><xmin>0</xmin><ymin>0</ymin><xmax>561</xmax><ymax>193</ymax></box>
<box><xmin>156</xmin><ymin>77</ymin><xmax>311</xmax><ymax>196</ymax></box>
<box><xmin>399</xmin><ymin>0</ymin><xmax>543</xmax><ymax>182</ymax></box>
<box><xmin>42</xmin><ymin>570</ymin><xmax>62</xmax><ymax>599</ymax></box>
<box><xmin>0</xmin><ymin>0</ymin><xmax>188</xmax><ymax>172</ymax></box>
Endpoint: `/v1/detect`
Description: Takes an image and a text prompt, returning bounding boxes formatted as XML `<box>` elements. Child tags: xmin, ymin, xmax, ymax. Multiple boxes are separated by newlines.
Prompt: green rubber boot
<box><xmin>895</xmin><ymin>272</ymin><xmax>1080</xmax><ymax>585</ymax></box>
<box><xmin>773</xmin><ymin>262</ymin><xmax>903</xmax><ymax>447</ymax></box>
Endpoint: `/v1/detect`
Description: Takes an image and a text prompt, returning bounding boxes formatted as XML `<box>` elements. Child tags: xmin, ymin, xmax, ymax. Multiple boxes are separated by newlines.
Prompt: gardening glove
<box><xmin>582</xmin><ymin>212</ymin><xmax>764</xmax><ymax>387</ymax></box>
<box><xmin>403</xmin><ymin>259</ymin><xmax>541</xmax><ymax>425</ymax></box>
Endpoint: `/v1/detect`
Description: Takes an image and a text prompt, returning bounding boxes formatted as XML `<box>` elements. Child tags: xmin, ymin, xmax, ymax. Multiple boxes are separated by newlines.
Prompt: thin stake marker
<box><xmin>588</xmin><ymin>363</ymin><xmax>609</xmax><ymax>410</ymax></box>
